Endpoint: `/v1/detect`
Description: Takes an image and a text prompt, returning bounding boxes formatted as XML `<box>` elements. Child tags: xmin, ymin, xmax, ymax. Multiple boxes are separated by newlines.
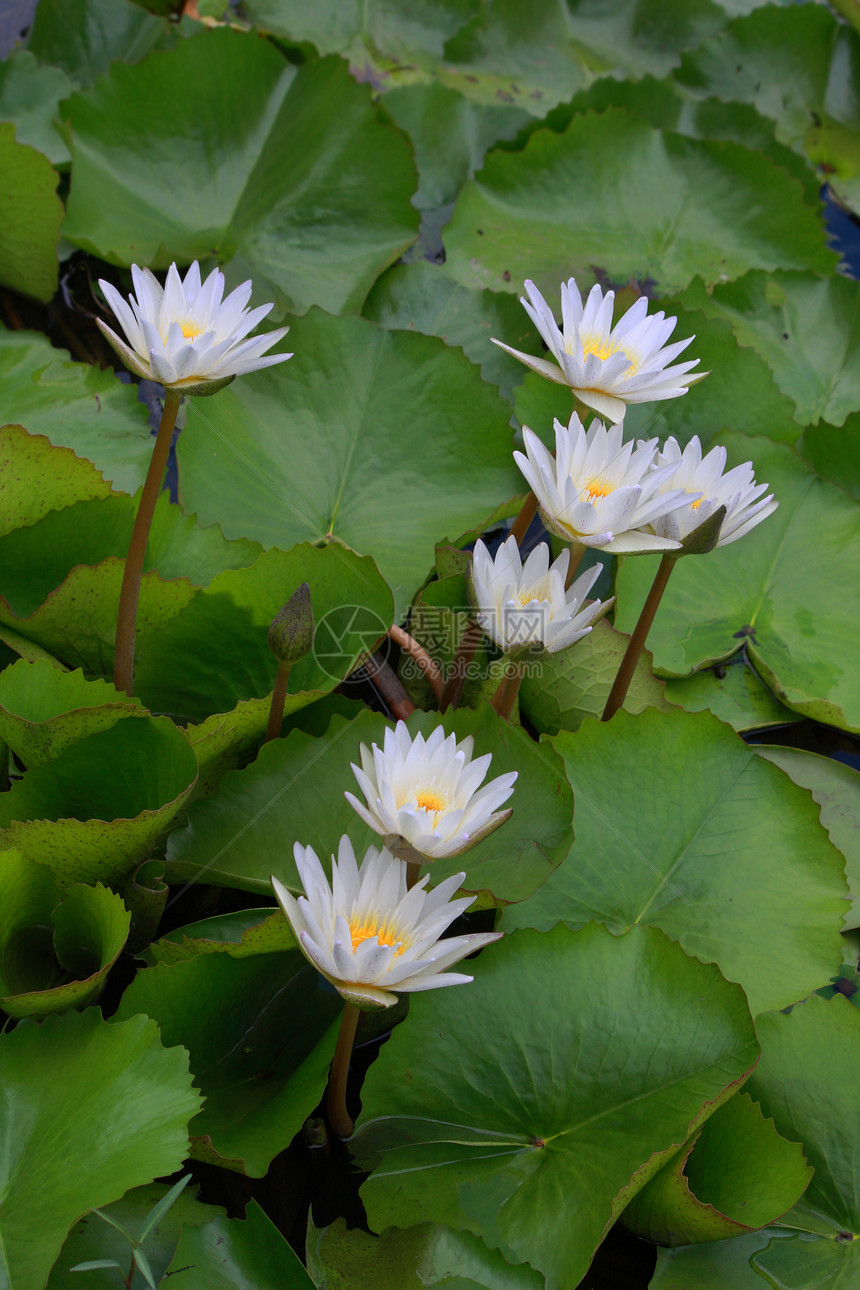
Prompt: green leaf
<box><xmin>61</xmin><ymin>31</ymin><xmax>418</xmax><ymax>317</ymax></box>
<box><xmin>355</xmin><ymin>923</ymin><xmax>758</xmax><ymax>1290</ymax></box>
<box><xmin>146</xmin><ymin>909</ymin><xmax>294</xmax><ymax>966</ymax></box>
<box><xmin>500</xmin><ymin>708</ymin><xmax>846</xmax><ymax>1016</ymax></box>
<box><xmin>0</xmin><ymin>331</ymin><xmax>154</xmax><ymax>493</ymax></box>
<box><xmin>663</xmin><ymin>655</ymin><xmax>798</xmax><ymax>733</ymax></box>
<box><xmin>0</xmin><ymin>123</ymin><xmax>63</xmax><ymax>302</ymax></box>
<box><xmin>0</xmin><ymin>659</ymin><xmax>143</xmax><ymax>767</ymax></box>
<box><xmin>650</xmin><ymin>1229</ymin><xmax>797</xmax><ymax>1289</ymax></box>
<box><xmin>164</xmin><ymin>1201</ymin><xmax>316</xmax><ymax>1287</ymax></box>
<box><xmin>519</xmin><ymin>618</ymin><xmax>672</xmax><ymax>735</ymax></box>
<box><xmin>166</xmin><ymin>705</ymin><xmax>572</xmax><ymax>908</ymax></box>
<box><xmin>0</xmin><ymin>1008</ymin><xmax>201</xmax><ymax>1290</ymax></box>
<box><xmin>133</xmin><ymin>542</ymin><xmax>394</xmax><ymax>723</ymax></box>
<box><xmin>115</xmin><ymin>950</ymin><xmax>341</xmax><ymax>1176</ymax></box>
<box><xmin>364</xmin><ymin>259</ymin><xmax>543</xmax><ymax>398</ymax></box>
<box><xmin>757</xmin><ymin>745</ymin><xmax>860</xmax><ymax>928</ymax></box>
<box><xmin>0</xmin><ymin>51</ymin><xmax>74</xmax><ymax>166</ymax></box>
<box><xmin>678</xmin><ymin>2</ymin><xmax>860</xmax><ymax>212</ymax></box>
<box><xmin>176</xmin><ymin>309</ymin><xmax>520</xmax><ymax>614</ymax></box>
<box><xmin>613</xmin><ymin>435</ymin><xmax>860</xmax><ymax>732</ymax></box>
<box><xmin>49</xmin><ymin>1180</ymin><xmax>223</xmax><ymax>1290</ymax></box>
<box><xmin>443</xmin><ymin>108</ymin><xmax>835</xmax><ymax>300</ymax></box>
<box><xmin>0</xmin><ymin>716</ymin><xmax>198</xmax><ymax>885</ymax></box>
<box><xmin>800</xmin><ymin>412</ymin><xmax>860</xmax><ymax>501</ymax></box>
<box><xmin>307</xmin><ymin>1216</ymin><xmax>545</xmax><ymax>1289</ymax></box>
<box><xmin>27</xmin><ymin>0</ymin><xmax>177</xmax><ymax>87</ymax></box>
<box><xmin>681</xmin><ymin>270</ymin><xmax>860</xmax><ymax>427</ymax></box>
<box><xmin>0</xmin><ymin>423</ymin><xmax>115</xmax><ymax>538</ymax></box>
<box><xmin>625</xmin><ymin>1091</ymin><xmax>811</xmax><ymax>1244</ymax></box>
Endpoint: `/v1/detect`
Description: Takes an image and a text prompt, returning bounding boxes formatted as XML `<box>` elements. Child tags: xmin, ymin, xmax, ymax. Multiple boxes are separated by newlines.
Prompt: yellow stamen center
<box><xmin>416</xmin><ymin>790</ymin><xmax>445</xmax><ymax>814</ymax></box>
<box><xmin>349</xmin><ymin>918</ymin><xmax>406</xmax><ymax>955</ymax></box>
<box><xmin>689</xmin><ymin>492</ymin><xmax>703</xmax><ymax>510</ymax></box>
<box><xmin>584</xmin><ymin>478</ymin><xmax>613</xmax><ymax>500</ymax></box>
<box><xmin>582</xmin><ymin>336</ymin><xmax>618</xmax><ymax>362</ymax></box>
<box><xmin>180</xmin><ymin>321</ymin><xmax>204</xmax><ymax>341</ymax></box>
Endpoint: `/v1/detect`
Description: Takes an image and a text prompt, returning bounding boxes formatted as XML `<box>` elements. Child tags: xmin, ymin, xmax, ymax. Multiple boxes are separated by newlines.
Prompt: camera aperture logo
<box><xmin>312</xmin><ymin>604</ymin><xmax>391</xmax><ymax>683</ymax></box>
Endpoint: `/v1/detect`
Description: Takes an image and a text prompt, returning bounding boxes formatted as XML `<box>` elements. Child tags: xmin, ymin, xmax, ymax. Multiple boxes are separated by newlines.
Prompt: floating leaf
<box><xmin>166</xmin><ymin>705</ymin><xmax>572</xmax><ymax>908</ymax></box>
<box><xmin>501</xmin><ymin>708</ymin><xmax>846</xmax><ymax>1016</ymax></box>
<box><xmin>443</xmin><ymin>108</ymin><xmax>835</xmax><ymax>300</ymax></box>
<box><xmin>176</xmin><ymin>309</ymin><xmax>519</xmax><ymax>613</ymax></box>
<box><xmin>0</xmin><ymin>716</ymin><xmax>199</xmax><ymax>886</ymax></box>
<box><xmin>0</xmin><ymin>50</ymin><xmax>74</xmax><ymax>165</ymax></box>
<box><xmin>355</xmin><ymin>923</ymin><xmax>758</xmax><ymax>1290</ymax></box>
<box><xmin>146</xmin><ymin>909</ymin><xmax>293</xmax><ymax>966</ymax></box>
<box><xmin>0</xmin><ymin>1007</ymin><xmax>200</xmax><ymax>1290</ymax></box>
<box><xmin>61</xmin><ymin>31</ymin><xmax>418</xmax><ymax>317</ymax></box>
<box><xmin>115</xmin><ymin>949</ymin><xmax>341</xmax><ymax>1176</ymax></box>
<box><xmin>800</xmin><ymin>411</ymin><xmax>860</xmax><ymax>501</ymax></box>
<box><xmin>0</xmin><ymin>424</ymin><xmax>114</xmax><ymax>538</ymax></box>
<box><xmin>0</xmin><ymin>123</ymin><xmax>63</xmax><ymax>302</ymax></box>
<box><xmin>28</xmin><ymin>0</ymin><xmax>176</xmax><ymax>87</ymax></box>
<box><xmin>613</xmin><ymin>435</ymin><xmax>860</xmax><ymax>732</ymax></box>
<box><xmin>663</xmin><ymin>655</ymin><xmax>798</xmax><ymax>733</ymax></box>
<box><xmin>164</xmin><ymin>1201</ymin><xmax>315</xmax><ymax>1288</ymax></box>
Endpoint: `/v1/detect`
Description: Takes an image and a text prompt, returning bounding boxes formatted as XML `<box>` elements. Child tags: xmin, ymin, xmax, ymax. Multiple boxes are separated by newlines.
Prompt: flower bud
<box><xmin>268</xmin><ymin>583</ymin><xmax>314</xmax><ymax>665</ymax></box>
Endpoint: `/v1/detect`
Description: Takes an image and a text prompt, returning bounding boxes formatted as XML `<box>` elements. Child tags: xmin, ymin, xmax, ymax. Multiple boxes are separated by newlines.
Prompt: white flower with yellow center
<box><xmin>97</xmin><ymin>261</ymin><xmax>291</xmax><ymax>395</ymax></box>
<box><xmin>470</xmin><ymin>536</ymin><xmax>612</xmax><ymax>655</ymax></box>
<box><xmin>647</xmin><ymin>436</ymin><xmax>778</xmax><ymax>549</ymax></box>
<box><xmin>271</xmin><ymin>838</ymin><xmax>501</xmax><ymax>1009</ymax></box>
<box><xmin>344</xmin><ymin>721</ymin><xmax>517</xmax><ymax>861</ymax></box>
<box><xmin>514</xmin><ymin>414</ymin><xmax>696</xmax><ymax>554</ymax></box>
<box><xmin>492</xmin><ymin>278</ymin><xmax>704</xmax><ymax>423</ymax></box>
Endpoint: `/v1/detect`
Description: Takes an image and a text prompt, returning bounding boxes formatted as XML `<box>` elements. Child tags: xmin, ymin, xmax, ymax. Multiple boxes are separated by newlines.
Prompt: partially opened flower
<box><xmin>513</xmin><ymin>414</ymin><xmax>695</xmax><ymax>554</ymax></box>
<box><xmin>647</xmin><ymin>436</ymin><xmax>779</xmax><ymax>551</ymax></box>
<box><xmin>271</xmin><ymin>838</ymin><xmax>501</xmax><ymax>1009</ymax></box>
<box><xmin>470</xmin><ymin>536</ymin><xmax>611</xmax><ymax>655</ymax></box>
<box><xmin>493</xmin><ymin>278</ymin><xmax>704</xmax><ymax>423</ymax></box>
<box><xmin>98</xmin><ymin>261</ymin><xmax>292</xmax><ymax>395</ymax></box>
<box><xmin>344</xmin><ymin>721</ymin><xmax>517</xmax><ymax>861</ymax></box>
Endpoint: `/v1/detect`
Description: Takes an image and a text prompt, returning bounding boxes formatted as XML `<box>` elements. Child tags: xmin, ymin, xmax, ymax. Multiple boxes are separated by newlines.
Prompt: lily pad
<box><xmin>146</xmin><ymin>908</ymin><xmax>293</xmax><ymax>966</ymax></box>
<box><xmin>176</xmin><ymin>307</ymin><xmax>519</xmax><ymax>615</ymax></box>
<box><xmin>27</xmin><ymin>0</ymin><xmax>175</xmax><ymax>87</ymax></box>
<box><xmin>500</xmin><ymin>707</ymin><xmax>847</xmax><ymax>1016</ymax></box>
<box><xmin>0</xmin><ymin>50</ymin><xmax>74</xmax><ymax>165</ymax></box>
<box><xmin>443</xmin><ymin>108</ymin><xmax>835</xmax><ymax>301</ymax></box>
<box><xmin>115</xmin><ymin>949</ymin><xmax>341</xmax><ymax>1176</ymax></box>
<box><xmin>613</xmin><ymin>435</ymin><xmax>860</xmax><ymax>732</ymax></box>
<box><xmin>164</xmin><ymin>1201</ymin><xmax>316</xmax><ymax>1288</ymax></box>
<box><xmin>800</xmin><ymin>411</ymin><xmax>860</xmax><ymax>501</ymax></box>
<box><xmin>0</xmin><ymin>122</ymin><xmax>63</xmax><ymax>302</ymax></box>
<box><xmin>0</xmin><ymin>849</ymin><xmax>130</xmax><ymax>1017</ymax></box>
<box><xmin>0</xmin><ymin>423</ymin><xmax>114</xmax><ymax>538</ymax></box>
<box><xmin>0</xmin><ymin>1007</ymin><xmax>201</xmax><ymax>1290</ymax></box>
<box><xmin>166</xmin><ymin>705</ymin><xmax>573</xmax><ymax>908</ymax></box>
<box><xmin>0</xmin><ymin>715</ymin><xmax>199</xmax><ymax>885</ymax></box>
<box><xmin>663</xmin><ymin>655</ymin><xmax>798</xmax><ymax>732</ymax></box>
<box><xmin>61</xmin><ymin>30</ymin><xmax>418</xmax><ymax>317</ymax></box>
<box><xmin>354</xmin><ymin>923</ymin><xmax>758</xmax><ymax>1290</ymax></box>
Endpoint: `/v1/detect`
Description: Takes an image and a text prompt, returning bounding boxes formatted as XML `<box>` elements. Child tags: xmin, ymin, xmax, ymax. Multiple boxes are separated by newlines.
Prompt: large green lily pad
<box><xmin>0</xmin><ymin>659</ymin><xmax>143</xmax><ymax>766</ymax></box>
<box><xmin>0</xmin><ymin>1007</ymin><xmax>200</xmax><ymax>1290</ymax></box>
<box><xmin>614</xmin><ymin>434</ymin><xmax>860</xmax><ymax>732</ymax></box>
<box><xmin>0</xmin><ymin>123</ymin><xmax>63</xmax><ymax>302</ymax></box>
<box><xmin>0</xmin><ymin>423</ymin><xmax>114</xmax><ymax>538</ymax></box>
<box><xmin>501</xmin><ymin>708</ymin><xmax>846</xmax><ymax>1016</ymax></box>
<box><xmin>0</xmin><ymin>51</ymin><xmax>74</xmax><ymax>166</ymax></box>
<box><xmin>355</xmin><ymin>923</ymin><xmax>758</xmax><ymax>1290</ymax></box>
<box><xmin>176</xmin><ymin>308</ymin><xmax>519</xmax><ymax>614</ymax></box>
<box><xmin>28</xmin><ymin>0</ymin><xmax>175</xmax><ymax>88</ymax></box>
<box><xmin>61</xmin><ymin>29</ymin><xmax>418</xmax><ymax>316</ymax></box>
<box><xmin>663</xmin><ymin>654</ymin><xmax>798</xmax><ymax>732</ymax></box>
<box><xmin>164</xmin><ymin>1201</ymin><xmax>316</xmax><ymax>1288</ymax></box>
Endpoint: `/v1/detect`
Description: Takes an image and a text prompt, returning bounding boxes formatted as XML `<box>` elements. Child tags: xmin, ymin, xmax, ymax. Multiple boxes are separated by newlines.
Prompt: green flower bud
<box><xmin>672</xmin><ymin>504</ymin><xmax>727</xmax><ymax>558</ymax></box>
<box><xmin>268</xmin><ymin>583</ymin><xmax>315</xmax><ymax>665</ymax></box>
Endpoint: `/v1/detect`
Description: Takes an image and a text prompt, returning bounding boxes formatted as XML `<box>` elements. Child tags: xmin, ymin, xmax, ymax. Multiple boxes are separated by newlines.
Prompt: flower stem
<box><xmin>327</xmin><ymin>1003</ymin><xmax>361</xmax><ymax>1138</ymax></box>
<box><xmin>490</xmin><ymin>659</ymin><xmax>524</xmax><ymax>722</ymax></box>
<box><xmin>264</xmin><ymin>661</ymin><xmax>292</xmax><ymax>743</ymax></box>
<box><xmin>405</xmin><ymin>859</ymin><xmax>422</xmax><ymax>891</ymax></box>
<box><xmin>388</xmin><ymin>626</ymin><xmax>444</xmax><ymax>704</ymax></box>
<box><xmin>439</xmin><ymin>618</ymin><xmax>482</xmax><ymax>713</ymax></box>
<box><xmin>601</xmin><ymin>554</ymin><xmax>676</xmax><ymax>723</ymax></box>
<box><xmin>564</xmin><ymin>542</ymin><xmax>586</xmax><ymax>589</ymax></box>
<box><xmin>113</xmin><ymin>389</ymin><xmax>182</xmax><ymax>696</ymax></box>
<box><xmin>509</xmin><ymin>491</ymin><xmax>538</xmax><ymax>545</ymax></box>
<box><xmin>363</xmin><ymin>654</ymin><xmax>416</xmax><ymax>721</ymax></box>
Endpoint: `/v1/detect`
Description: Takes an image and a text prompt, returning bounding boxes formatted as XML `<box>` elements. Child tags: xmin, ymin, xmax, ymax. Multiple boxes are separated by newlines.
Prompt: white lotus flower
<box><xmin>493</xmin><ymin>278</ymin><xmax>704</xmax><ymax>423</ymax></box>
<box><xmin>271</xmin><ymin>838</ymin><xmax>501</xmax><ymax>1009</ymax></box>
<box><xmin>513</xmin><ymin>414</ymin><xmax>696</xmax><ymax>554</ymax></box>
<box><xmin>97</xmin><ymin>261</ymin><xmax>291</xmax><ymax>395</ymax></box>
<box><xmin>647</xmin><ymin>436</ymin><xmax>778</xmax><ymax>550</ymax></box>
<box><xmin>470</xmin><ymin>536</ymin><xmax>611</xmax><ymax>655</ymax></box>
<box><xmin>344</xmin><ymin>721</ymin><xmax>517</xmax><ymax>861</ymax></box>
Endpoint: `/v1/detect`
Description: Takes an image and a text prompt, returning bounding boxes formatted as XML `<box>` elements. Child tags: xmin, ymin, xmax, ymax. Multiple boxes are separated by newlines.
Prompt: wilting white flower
<box><xmin>647</xmin><ymin>436</ymin><xmax>778</xmax><ymax>550</ymax></box>
<box><xmin>470</xmin><ymin>536</ymin><xmax>611</xmax><ymax>655</ymax></box>
<box><xmin>271</xmin><ymin>838</ymin><xmax>501</xmax><ymax>1009</ymax></box>
<box><xmin>97</xmin><ymin>261</ymin><xmax>291</xmax><ymax>395</ymax></box>
<box><xmin>493</xmin><ymin>278</ymin><xmax>704</xmax><ymax>423</ymax></box>
<box><xmin>344</xmin><ymin>721</ymin><xmax>517</xmax><ymax>861</ymax></box>
<box><xmin>514</xmin><ymin>414</ymin><xmax>696</xmax><ymax>554</ymax></box>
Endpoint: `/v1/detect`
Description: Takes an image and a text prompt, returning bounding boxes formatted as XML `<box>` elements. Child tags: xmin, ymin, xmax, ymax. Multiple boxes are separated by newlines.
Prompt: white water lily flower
<box><xmin>344</xmin><ymin>721</ymin><xmax>517</xmax><ymax>861</ymax></box>
<box><xmin>493</xmin><ymin>278</ymin><xmax>704</xmax><ymax>423</ymax></box>
<box><xmin>514</xmin><ymin>414</ymin><xmax>695</xmax><ymax>554</ymax></box>
<box><xmin>648</xmin><ymin>436</ymin><xmax>779</xmax><ymax>549</ymax></box>
<box><xmin>271</xmin><ymin>838</ymin><xmax>501</xmax><ymax>1009</ymax></box>
<box><xmin>97</xmin><ymin>261</ymin><xmax>292</xmax><ymax>395</ymax></box>
<box><xmin>470</xmin><ymin>536</ymin><xmax>612</xmax><ymax>655</ymax></box>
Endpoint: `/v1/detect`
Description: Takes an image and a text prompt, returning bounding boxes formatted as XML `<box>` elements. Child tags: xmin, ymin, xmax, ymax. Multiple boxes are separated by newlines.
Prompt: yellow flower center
<box><xmin>689</xmin><ymin>491</ymin><xmax>704</xmax><ymax>510</ymax></box>
<box><xmin>584</xmin><ymin>477</ymin><xmax>613</xmax><ymax>500</ymax></box>
<box><xmin>349</xmin><ymin>917</ymin><xmax>406</xmax><ymax>955</ymax></box>
<box><xmin>180</xmin><ymin>320</ymin><xmax>204</xmax><ymax>341</ymax></box>
<box><xmin>581</xmin><ymin>336</ymin><xmax>618</xmax><ymax>362</ymax></box>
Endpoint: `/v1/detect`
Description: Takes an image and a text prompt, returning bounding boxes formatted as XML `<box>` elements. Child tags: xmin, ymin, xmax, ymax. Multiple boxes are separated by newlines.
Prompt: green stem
<box><xmin>327</xmin><ymin>1003</ymin><xmax>361</xmax><ymax>1138</ymax></box>
<box><xmin>601</xmin><ymin>554</ymin><xmax>676</xmax><ymax>723</ymax></box>
<box><xmin>264</xmin><ymin>661</ymin><xmax>292</xmax><ymax>743</ymax></box>
<box><xmin>564</xmin><ymin>542</ymin><xmax>586</xmax><ymax>589</ymax></box>
<box><xmin>439</xmin><ymin>618</ymin><xmax>482</xmax><ymax>713</ymax></box>
<box><xmin>113</xmin><ymin>389</ymin><xmax>182</xmax><ymax>696</ymax></box>
<box><xmin>490</xmin><ymin>659</ymin><xmax>524</xmax><ymax>722</ymax></box>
